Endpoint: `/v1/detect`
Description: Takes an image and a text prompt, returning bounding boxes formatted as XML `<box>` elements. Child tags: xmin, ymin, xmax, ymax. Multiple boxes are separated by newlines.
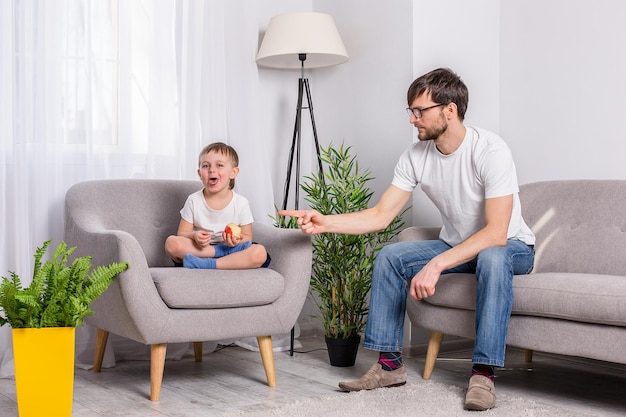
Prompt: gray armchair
<box><xmin>64</xmin><ymin>179</ymin><xmax>312</xmax><ymax>401</ymax></box>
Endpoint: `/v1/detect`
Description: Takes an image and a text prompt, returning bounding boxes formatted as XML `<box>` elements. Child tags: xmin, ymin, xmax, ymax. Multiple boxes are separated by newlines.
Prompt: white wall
<box><xmin>501</xmin><ymin>0</ymin><xmax>626</xmax><ymax>184</ymax></box>
<box><xmin>313</xmin><ymin>0</ymin><xmax>414</xmax><ymax>202</ymax></box>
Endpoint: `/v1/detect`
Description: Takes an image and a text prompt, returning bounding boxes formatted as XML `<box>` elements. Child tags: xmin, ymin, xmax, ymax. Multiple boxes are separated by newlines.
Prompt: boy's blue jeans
<box><xmin>362</xmin><ymin>239</ymin><xmax>535</xmax><ymax>367</ymax></box>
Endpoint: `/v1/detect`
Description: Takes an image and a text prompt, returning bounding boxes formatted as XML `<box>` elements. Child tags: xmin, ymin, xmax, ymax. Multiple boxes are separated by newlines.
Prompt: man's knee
<box><xmin>476</xmin><ymin>246</ymin><xmax>508</xmax><ymax>265</ymax></box>
<box><xmin>375</xmin><ymin>243</ymin><xmax>406</xmax><ymax>272</ymax></box>
<box><xmin>377</xmin><ymin>243</ymin><xmax>397</xmax><ymax>261</ymax></box>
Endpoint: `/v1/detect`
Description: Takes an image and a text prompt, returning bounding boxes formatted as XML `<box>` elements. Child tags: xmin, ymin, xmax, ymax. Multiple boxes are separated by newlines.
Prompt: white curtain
<box><xmin>0</xmin><ymin>0</ymin><xmax>277</xmax><ymax>378</ymax></box>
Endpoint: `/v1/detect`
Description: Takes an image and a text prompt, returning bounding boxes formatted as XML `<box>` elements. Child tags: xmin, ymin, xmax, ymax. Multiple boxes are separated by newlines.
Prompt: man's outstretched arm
<box><xmin>279</xmin><ymin>185</ymin><xmax>411</xmax><ymax>236</ymax></box>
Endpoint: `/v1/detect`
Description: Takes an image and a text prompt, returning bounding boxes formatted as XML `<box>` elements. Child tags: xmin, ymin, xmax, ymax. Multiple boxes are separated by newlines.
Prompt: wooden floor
<box><xmin>0</xmin><ymin>336</ymin><xmax>625</xmax><ymax>416</ymax></box>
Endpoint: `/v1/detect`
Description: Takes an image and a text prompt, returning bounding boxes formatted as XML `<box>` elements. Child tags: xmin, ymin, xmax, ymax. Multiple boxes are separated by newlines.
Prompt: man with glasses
<box><xmin>281</xmin><ymin>67</ymin><xmax>535</xmax><ymax>411</ymax></box>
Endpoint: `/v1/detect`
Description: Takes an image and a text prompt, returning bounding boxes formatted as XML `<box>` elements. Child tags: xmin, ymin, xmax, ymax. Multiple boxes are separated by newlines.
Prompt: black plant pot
<box><xmin>325</xmin><ymin>335</ymin><xmax>361</xmax><ymax>367</ymax></box>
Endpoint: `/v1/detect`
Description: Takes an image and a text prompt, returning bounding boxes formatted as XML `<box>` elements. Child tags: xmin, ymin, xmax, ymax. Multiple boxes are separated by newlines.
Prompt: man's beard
<box><xmin>417</xmin><ymin>117</ymin><xmax>448</xmax><ymax>141</ymax></box>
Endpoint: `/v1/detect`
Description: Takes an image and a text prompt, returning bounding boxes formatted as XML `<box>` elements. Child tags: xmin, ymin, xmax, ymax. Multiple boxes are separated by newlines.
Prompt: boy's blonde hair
<box><xmin>198</xmin><ymin>142</ymin><xmax>239</xmax><ymax>190</ymax></box>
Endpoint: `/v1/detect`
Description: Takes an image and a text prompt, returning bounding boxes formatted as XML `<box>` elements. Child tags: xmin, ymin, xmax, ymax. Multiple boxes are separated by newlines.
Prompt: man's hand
<box><xmin>279</xmin><ymin>209</ymin><xmax>326</xmax><ymax>235</ymax></box>
<box><xmin>409</xmin><ymin>261</ymin><xmax>442</xmax><ymax>300</ymax></box>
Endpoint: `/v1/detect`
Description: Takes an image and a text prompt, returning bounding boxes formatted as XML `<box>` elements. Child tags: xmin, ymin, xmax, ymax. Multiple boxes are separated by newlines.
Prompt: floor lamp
<box><xmin>256</xmin><ymin>12</ymin><xmax>349</xmax><ymax>355</ymax></box>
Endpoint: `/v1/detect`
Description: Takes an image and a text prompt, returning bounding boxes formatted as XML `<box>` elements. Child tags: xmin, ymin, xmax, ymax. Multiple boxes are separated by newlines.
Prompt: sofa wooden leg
<box><xmin>524</xmin><ymin>349</ymin><xmax>533</xmax><ymax>363</ymax></box>
<box><xmin>150</xmin><ymin>343</ymin><xmax>167</xmax><ymax>401</ymax></box>
<box><xmin>193</xmin><ymin>342</ymin><xmax>203</xmax><ymax>362</ymax></box>
<box><xmin>423</xmin><ymin>331</ymin><xmax>444</xmax><ymax>380</ymax></box>
<box><xmin>93</xmin><ymin>328</ymin><xmax>109</xmax><ymax>373</ymax></box>
<box><xmin>257</xmin><ymin>335</ymin><xmax>276</xmax><ymax>387</ymax></box>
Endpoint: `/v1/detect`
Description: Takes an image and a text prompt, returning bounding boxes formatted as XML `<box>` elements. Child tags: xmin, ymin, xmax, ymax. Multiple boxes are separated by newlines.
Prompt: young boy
<box><xmin>165</xmin><ymin>142</ymin><xmax>270</xmax><ymax>269</ymax></box>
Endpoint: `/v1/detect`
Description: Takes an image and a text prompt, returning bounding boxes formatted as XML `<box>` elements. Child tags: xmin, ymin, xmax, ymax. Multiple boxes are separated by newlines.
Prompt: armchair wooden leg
<box><xmin>524</xmin><ymin>349</ymin><xmax>533</xmax><ymax>363</ymax></box>
<box><xmin>257</xmin><ymin>335</ymin><xmax>276</xmax><ymax>387</ymax></box>
<box><xmin>193</xmin><ymin>342</ymin><xmax>203</xmax><ymax>362</ymax></box>
<box><xmin>423</xmin><ymin>331</ymin><xmax>444</xmax><ymax>380</ymax></box>
<box><xmin>93</xmin><ymin>328</ymin><xmax>109</xmax><ymax>373</ymax></box>
<box><xmin>150</xmin><ymin>343</ymin><xmax>167</xmax><ymax>401</ymax></box>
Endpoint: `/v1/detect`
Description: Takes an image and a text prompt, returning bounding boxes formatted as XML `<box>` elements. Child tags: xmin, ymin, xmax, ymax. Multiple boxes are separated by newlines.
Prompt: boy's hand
<box><xmin>222</xmin><ymin>232</ymin><xmax>243</xmax><ymax>247</ymax></box>
<box><xmin>224</xmin><ymin>223</ymin><xmax>242</xmax><ymax>238</ymax></box>
<box><xmin>194</xmin><ymin>230</ymin><xmax>212</xmax><ymax>247</ymax></box>
<box><xmin>223</xmin><ymin>223</ymin><xmax>243</xmax><ymax>247</ymax></box>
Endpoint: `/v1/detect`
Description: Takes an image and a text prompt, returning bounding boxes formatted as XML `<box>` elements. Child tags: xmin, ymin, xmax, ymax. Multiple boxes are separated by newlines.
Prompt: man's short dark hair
<box><xmin>407</xmin><ymin>68</ymin><xmax>469</xmax><ymax>120</ymax></box>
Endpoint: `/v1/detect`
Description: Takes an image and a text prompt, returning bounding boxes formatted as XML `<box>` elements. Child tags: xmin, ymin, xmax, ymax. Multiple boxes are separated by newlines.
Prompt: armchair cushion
<box><xmin>151</xmin><ymin>267</ymin><xmax>284</xmax><ymax>309</ymax></box>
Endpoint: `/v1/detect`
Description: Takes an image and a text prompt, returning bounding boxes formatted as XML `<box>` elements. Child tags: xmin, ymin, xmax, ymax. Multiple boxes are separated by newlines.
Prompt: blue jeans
<box><xmin>363</xmin><ymin>239</ymin><xmax>535</xmax><ymax>367</ymax></box>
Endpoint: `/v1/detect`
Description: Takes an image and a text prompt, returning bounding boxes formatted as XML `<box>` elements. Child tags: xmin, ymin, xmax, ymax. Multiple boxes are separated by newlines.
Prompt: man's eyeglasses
<box><xmin>405</xmin><ymin>103</ymin><xmax>445</xmax><ymax>119</ymax></box>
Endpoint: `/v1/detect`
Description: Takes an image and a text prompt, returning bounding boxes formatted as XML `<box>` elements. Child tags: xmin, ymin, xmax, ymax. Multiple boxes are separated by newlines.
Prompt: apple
<box><xmin>224</xmin><ymin>223</ymin><xmax>241</xmax><ymax>238</ymax></box>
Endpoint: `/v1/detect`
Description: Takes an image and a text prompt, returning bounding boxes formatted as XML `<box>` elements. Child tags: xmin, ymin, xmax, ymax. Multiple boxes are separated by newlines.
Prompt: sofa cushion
<box><xmin>520</xmin><ymin>180</ymin><xmax>626</xmax><ymax>276</ymax></box>
<box><xmin>424</xmin><ymin>272</ymin><xmax>626</xmax><ymax>326</ymax></box>
<box><xmin>150</xmin><ymin>267</ymin><xmax>285</xmax><ymax>308</ymax></box>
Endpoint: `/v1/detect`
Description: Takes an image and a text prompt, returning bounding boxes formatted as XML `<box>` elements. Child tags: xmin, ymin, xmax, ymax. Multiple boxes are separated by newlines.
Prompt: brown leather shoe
<box><xmin>464</xmin><ymin>375</ymin><xmax>496</xmax><ymax>410</ymax></box>
<box><xmin>338</xmin><ymin>363</ymin><xmax>407</xmax><ymax>392</ymax></box>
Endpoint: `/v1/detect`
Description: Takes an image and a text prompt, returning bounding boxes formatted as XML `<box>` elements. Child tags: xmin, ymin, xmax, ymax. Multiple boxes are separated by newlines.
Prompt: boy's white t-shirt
<box><xmin>392</xmin><ymin>126</ymin><xmax>535</xmax><ymax>247</ymax></box>
<box><xmin>179</xmin><ymin>190</ymin><xmax>254</xmax><ymax>235</ymax></box>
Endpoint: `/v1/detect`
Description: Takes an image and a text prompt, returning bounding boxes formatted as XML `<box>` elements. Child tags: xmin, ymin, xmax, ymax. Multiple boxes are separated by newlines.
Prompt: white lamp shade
<box><xmin>256</xmin><ymin>12</ymin><xmax>349</xmax><ymax>69</ymax></box>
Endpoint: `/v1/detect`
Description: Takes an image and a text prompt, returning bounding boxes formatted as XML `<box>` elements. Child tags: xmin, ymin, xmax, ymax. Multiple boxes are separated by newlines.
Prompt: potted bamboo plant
<box><xmin>301</xmin><ymin>143</ymin><xmax>406</xmax><ymax>366</ymax></box>
<box><xmin>0</xmin><ymin>240</ymin><xmax>129</xmax><ymax>417</ymax></box>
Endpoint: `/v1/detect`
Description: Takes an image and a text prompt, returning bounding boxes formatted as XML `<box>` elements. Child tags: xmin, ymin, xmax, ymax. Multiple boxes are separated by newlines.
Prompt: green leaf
<box><xmin>0</xmin><ymin>240</ymin><xmax>130</xmax><ymax>328</ymax></box>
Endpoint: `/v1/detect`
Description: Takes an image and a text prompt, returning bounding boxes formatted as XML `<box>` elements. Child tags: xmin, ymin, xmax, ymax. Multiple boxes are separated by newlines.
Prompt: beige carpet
<box><xmin>218</xmin><ymin>381</ymin><xmax>595</xmax><ymax>417</ymax></box>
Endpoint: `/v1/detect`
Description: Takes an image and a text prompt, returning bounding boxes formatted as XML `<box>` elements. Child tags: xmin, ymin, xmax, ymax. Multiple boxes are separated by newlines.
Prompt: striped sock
<box><xmin>378</xmin><ymin>351</ymin><xmax>403</xmax><ymax>371</ymax></box>
<box><xmin>471</xmin><ymin>364</ymin><xmax>495</xmax><ymax>381</ymax></box>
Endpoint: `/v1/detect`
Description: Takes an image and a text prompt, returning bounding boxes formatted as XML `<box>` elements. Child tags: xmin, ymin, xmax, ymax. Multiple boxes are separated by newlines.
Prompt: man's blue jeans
<box><xmin>363</xmin><ymin>239</ymin><xmax>535</xmax><ymax>367</ymax></box>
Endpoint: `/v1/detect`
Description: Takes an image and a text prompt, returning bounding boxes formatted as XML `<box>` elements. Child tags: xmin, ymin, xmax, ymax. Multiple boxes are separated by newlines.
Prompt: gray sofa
<box><xmin>399</xmin><ymin>179</ymin><xmax>626</xmax><ymax>378</ymax></box>
<box><xmin>64</xmin><ymin>179</ymin><xmax>312</xmax><ymax>400</ymax></box>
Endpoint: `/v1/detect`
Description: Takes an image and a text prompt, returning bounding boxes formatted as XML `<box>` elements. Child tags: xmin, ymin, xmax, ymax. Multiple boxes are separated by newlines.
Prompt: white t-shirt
<box><xmin>179</xmin><ymin>190</ymin><xmax>254</xmax><ymax>235</ymax></box>
<box><xmin>392</xmin><ymin>126</ymin><xmax>535</xmax><ymax>246</ymax></box>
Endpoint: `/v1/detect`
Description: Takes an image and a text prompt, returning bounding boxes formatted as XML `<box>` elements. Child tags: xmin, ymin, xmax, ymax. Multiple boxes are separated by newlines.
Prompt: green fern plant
<box><xmin>301</xmin><ymin>143</ymin><xmax>408</xmax><ymax>339</ymax></box>
<box><xmin>0</xmin><ymin>240</ymin><xmax>129</xmax><ymax>328</ymax></box>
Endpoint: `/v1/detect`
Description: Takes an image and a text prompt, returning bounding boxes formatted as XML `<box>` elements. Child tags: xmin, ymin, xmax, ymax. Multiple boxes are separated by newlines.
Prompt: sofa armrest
<box><xmin>398</xmin><ymin>226</ymin><xmax>441</xmax><ymax>242</ymax></box>
<box><xmin>252</xmin><ymin>222</ymin><xmax>312</xmax><ymax>280</ymax></box>
<box><xmin>65</xmin><ymin>215</ymin><xmax>170</xmax><ymax>341</ymax></box>
<box><xmin>252</xmin><ymin>223</ymin><xmax>312</xmax><ymax>324</ymax></box>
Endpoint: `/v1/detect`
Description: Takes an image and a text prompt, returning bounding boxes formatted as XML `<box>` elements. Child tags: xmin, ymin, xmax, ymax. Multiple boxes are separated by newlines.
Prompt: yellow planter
<box><xmin>12</xmin><ymin>328</ymin><xmax>75</xmax><ymax>417</ymax></box>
